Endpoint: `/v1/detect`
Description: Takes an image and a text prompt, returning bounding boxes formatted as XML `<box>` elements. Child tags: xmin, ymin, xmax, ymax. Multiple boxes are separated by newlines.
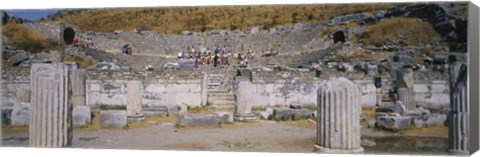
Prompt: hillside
<box><xmin>42</xmin><ymin>4</ymin><xmax>391</xmax><ymax>34</ymax></box>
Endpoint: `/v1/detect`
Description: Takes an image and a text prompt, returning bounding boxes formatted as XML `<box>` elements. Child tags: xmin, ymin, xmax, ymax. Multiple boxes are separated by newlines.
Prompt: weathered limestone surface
<box><xmin>72</xmin><ymin>106</ymin><xmax>91</xmax><ymax>127</ymax></box>
<box><xmin>29</xmin><ymin>63</ymin><xmax>74</xmax><ymax>147</ymax></box>
<box><xmin>272</xmin><ymin>108</ymin><xmax>311</xmax><ymax>121</ymax></box>
<box><xmin>100</xmin><ymin>110</ymin><xmax>127</xmax><ymax>128</ymax></box>
<box><xmin>315</xmin><ymin>77</ymin><xmax>363</xmax><ymax>153</ymax></box>
<box><xmin>448</xmin><ymin>62</ymin><xmax>468</xmax><ymax>154</ymax></box>
<box><xmin>396</xmin><ymin>66</ymin><xmax>415</xmax><ymax>110</ymax></box>
<box><xmin>16</xmin><ymin>87</ymin><xmax>31</xmax><ymax>103</ymax></box>
<box><xmin>11</xmin><ymin>102</ymin><xmax>30</xmax><ymax>126</ymax></box>
<box><xmin>234</xmin><ymin>77</ymin><xmax>257</xmax><ymax>121</ymax></box>
<box><xmin>71</xmin><ymin>69</ymin><xmax>86</xmax><ymax>107</ymax></box>
<box><xmin>177</xmin><ymin>113</ymin><xmax>220</xmax><ymax>127</ymax></box>
<box><xmin>127</xmin><ymin>80</ymin><xmax>144</xmax><ymax>121</ymax></box>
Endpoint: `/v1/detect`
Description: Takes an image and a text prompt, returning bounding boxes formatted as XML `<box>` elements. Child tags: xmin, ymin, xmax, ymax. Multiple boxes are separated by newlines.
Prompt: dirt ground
<box><xmin>1</xmin><ymin>118</ymin><xmax>449</xmax><ymax>155</ymax></box>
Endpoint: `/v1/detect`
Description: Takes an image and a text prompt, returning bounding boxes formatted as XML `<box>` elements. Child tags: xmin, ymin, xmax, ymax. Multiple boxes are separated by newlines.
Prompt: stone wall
<box><xmin>23</xmin><ymin>22</ymin><xmax>80</xmax><ymax>44</ymax></box>
<box><xmin>85</xmin><ymin>79</ymin><xmax>204</xmax><ymax>108</ymax></box>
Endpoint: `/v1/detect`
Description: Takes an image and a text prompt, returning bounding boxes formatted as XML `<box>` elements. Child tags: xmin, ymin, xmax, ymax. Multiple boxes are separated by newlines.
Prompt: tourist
<box><xmin>85</xmin><ymin>38</ymin><xmax>94</xmax><ymax>48</ymax></box>
<box><xmin>213</xmin><ymin>52</ymin><xmax>219</xmax><ymax>67</ymax></box>
<box><xmin>73</xmin><ymin>38</ymin><xmax>79</xmax><ymax>47</ymax></box>
<box><xmin>223</xmin><ymin>51</ymin><xmax>229</xmax><ymax>66</ymax></box>
<box><xmin>177</xmin><ymin>51</ymin><xmax>184</xmax><ymax>59</ymax></box>
<box><xmin>122</xmin><ymin>44</ymin><xmax>132</xmax><ymax>55</ymax></box>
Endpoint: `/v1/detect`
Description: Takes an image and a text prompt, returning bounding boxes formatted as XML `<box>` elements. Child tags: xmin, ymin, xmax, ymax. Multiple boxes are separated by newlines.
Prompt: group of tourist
<box><xmin>176</xmin><ymin>45</ymin><xmax>280</xmax><ymax>67</ymax></box>
<box><xmin>177</xmin><ymin>46</ymin><xmax>231</xmax><ymax>67</ymax></box>
<box><xmin>73</xmin><ymin>37</ymin><xmax>95</xmax><ymax>48</ymax></box>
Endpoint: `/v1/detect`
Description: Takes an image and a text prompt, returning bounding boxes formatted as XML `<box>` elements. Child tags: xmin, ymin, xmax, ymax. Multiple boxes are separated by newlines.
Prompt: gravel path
<box><xmin>1</xmin><ymin>120</ymin><xmax>448</xmax><ymax>155</ymax></box>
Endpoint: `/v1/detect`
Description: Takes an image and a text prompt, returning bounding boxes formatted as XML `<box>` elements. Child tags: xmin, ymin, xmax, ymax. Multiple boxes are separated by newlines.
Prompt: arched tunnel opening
<box><xmin>63</xmin><ymin>27</ymin><xmax>75</xmax><ymax>45</ymax></box>
<box><xmin>333</xmin><ymin>31</ymin><xmax>346</xmax><ymax>44</ymax></box>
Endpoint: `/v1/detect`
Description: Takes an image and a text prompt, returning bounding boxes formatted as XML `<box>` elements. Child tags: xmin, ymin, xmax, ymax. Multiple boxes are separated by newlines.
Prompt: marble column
<box><xmin>29</xmin><ymin>63</ymin><xmax>74</xmax><ymax>147</ymax></box>
<box><xmin>315</xmin><ymin>77</ymin><xmax>363</xmax><ymax>153</ymax></box>
<box><xmin>127</xmin><ymin>80</ymin><xmax>144</xmax><ymax>121</ymax></box>
<box><xmin>448</xmin><ymin>62</ymin><xmax>468</xmax><ymax>154</ymax></box>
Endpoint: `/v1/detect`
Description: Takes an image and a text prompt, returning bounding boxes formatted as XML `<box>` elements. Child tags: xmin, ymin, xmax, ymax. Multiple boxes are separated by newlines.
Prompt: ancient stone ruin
<box><xmin>0</xmin><ymin>3</ymin><xmax>473</xmax><ymax>154</ymax></box>
<box><xmin>315</xmin><ymin>77</ymin><xmax>363</xmax><ymax>153</ymax></box>
<box><xmin>29</xmin><ymin>63</ymin><xmax>74</xmax><ymax>147</ymax></box>
<box><xmin>448</xmin><ymin>55</ymin><xmax>468</xmax><ymax>154</ymax></box>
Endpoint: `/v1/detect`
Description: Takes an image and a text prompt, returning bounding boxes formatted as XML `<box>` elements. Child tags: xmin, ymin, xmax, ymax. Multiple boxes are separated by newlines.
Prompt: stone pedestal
<box><xmin>234</xmin><ymin>77</ymin><xmax>256</xmax><ymax>122</ymax></box>
<box><xmin>315</xmin><ymin>77</ymin><xmax>363</xmax><ymax>153</ymax></box>
<box><xmin>29</xmin><ymin>63</ymin><xmax>74</xmax><ymax>147</ymax></box>
<box><xmin>396</xmin><ymin>66</ymin><xmax>415</xmax><ymax>110</ymax></box>
<box><xmin>448</xmin><ymin>62</ymin><xmax>468</xmax><ymax>154</ymax></box>
<box><xmin>127</xmin><ymin>80</ymin><xmax>144</xmax><ymax>122</ymax></box>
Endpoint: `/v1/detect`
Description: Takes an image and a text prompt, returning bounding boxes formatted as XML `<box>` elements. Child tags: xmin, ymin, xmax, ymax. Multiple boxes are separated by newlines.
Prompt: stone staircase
<box><xmin>206</xmin><ymin>73</ymin><xmax>236</xmax><ymax>112</ymax></box>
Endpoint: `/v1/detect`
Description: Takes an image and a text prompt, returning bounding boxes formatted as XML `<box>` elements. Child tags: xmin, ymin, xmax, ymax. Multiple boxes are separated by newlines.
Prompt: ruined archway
<box><xmin>333</xmin><ymin>31</ymin><xmax>346</xmax><ymax>43</ymax></box>
<box><xmin>63</xmin><ymin>27</ymin><xmax>75</xmax><ymax>45</ymax></box>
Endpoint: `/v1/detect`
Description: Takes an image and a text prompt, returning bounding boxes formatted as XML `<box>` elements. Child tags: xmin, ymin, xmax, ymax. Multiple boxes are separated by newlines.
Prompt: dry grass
<box><xmin>403</xmin><ymin>125</ymin><xmax>448</xmax><ymax>138</ymax></box>
<box><xmin>2</xmin><ymin>21</ymin><xmax>47</xmax><ymax>52</ymax></box>
<box><xmin>63</xmin><ymin>55</ymin><xmax>97</xmax><ymax>69</ymax></box>
<box><xmin>43</xmin><ymin>4</ymin><xmax>390</xmax><ymax>34</ymax></box>
<box><xmin>1</xmin><ymin>125</ymin><xmax>29</xmax><ymax>132</ymax></box>
<box><xmin>2</xmin><ymin>21</ymin><xmax>66</xmax><ymax>53</ymax></box>
<box><xmin>359</xmin><ymin>17</ymin><xmax>440</xmax><ymax>47</ymax></box>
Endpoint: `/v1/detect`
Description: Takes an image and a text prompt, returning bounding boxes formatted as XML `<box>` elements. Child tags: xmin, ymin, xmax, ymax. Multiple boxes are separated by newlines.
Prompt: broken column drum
<box><xmin>29</xmin><ymin>63</ymin><xmax>74</xmax><ymax>147</ymax></box>
<box><xmin>448</xmin><ymin>63</ymin><xmax>468</xmax><ymax>154</ymax></box>
<box><xmin>127</xmin><ymin>80</ymin><xmax>144</xmax><ymax>121</ymax></box>
<box><xmin>315</xmin><ymin>77</ymin><xmax>363</xmax><ymax>153</ymax></box>
<box><xmin>395</xmin><ymin>66</ymin><xmax>415</xmax><ymax>110</ymax></box>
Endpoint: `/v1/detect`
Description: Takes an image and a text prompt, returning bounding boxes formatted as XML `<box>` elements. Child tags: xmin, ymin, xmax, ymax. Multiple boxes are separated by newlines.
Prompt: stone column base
<box><xmin>234</xmin><ymin>113</ymin><xmax>257</xmax><ymax>122</ymax></box>
<box><xmin>313</xmin><ymin>144</ymin><xmax>364</xmax><ymax>154</ymax></box>
<box><xmin>127</xmin><ymin>114</ymin><xmax>145</xmax><ymax>122</ymax></box>
<box><xmin>448</xmin><ymin>149</ymin><xmax>468</xmax><ymax>155</ymax></box>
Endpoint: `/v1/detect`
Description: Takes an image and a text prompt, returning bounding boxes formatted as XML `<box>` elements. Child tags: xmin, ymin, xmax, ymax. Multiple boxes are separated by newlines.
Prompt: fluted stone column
<box><xmin>396</xmin><ymin>65</ymin><xmax>415</xmax><ymax>110</ymax></box>
<box><xmin>448</xmin><ymin>61</ymin><xmax>468</xmax><ymax>154</ymax></box>
<box><xmin>315</xmin><ymin>77</ymin><xmax>363</xmax><ymax>153</ymax></box>
<box><xmin>127</xmin><ymin>80</ymin><xmax>144</xmax><ymax>121</ymax></box>
<box><xmin>29</xmin><ymin>63</ymin><xmax>74</xmax><ymax>147</ymax></box>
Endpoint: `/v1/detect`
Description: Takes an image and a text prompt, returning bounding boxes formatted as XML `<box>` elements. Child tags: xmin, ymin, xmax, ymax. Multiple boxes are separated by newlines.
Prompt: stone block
<box><xmin>273</xmin><ymin>108</ymin><xmax>310</xmax><ymax>121</ymax></box>
<box><xmin>260</xmin><ymin>108</ymin><xmax>274</xmax><ymax>120</ymax></box>
<box><xmin>376</xmin><ymin>116</ymin><xmax>411</xmax><ymax>131</ymax></box>
<box><xmin>72</xmin><ymin>106</ymin><xmax>91</xmax><ymax>127</ymax></box>
<box><xmin>176</xmin><ymin>113</ymin><xmax>220</xmax><ymax>127</ymax></box>
<box><xmin>11</xmin><ymin>103</ymin><xmax>30</xmax><ymax>126</ymax></box>
<box><xmin>127</xmin><ymin>80</ymin><xmax>143</xmax><ymax>121</ymax></box>
<box><xmin>9</xmin><ymin>52</ymin><xmax>29</xmax><ymax>66</ymax></box>
<box><xmin>167</xmin><ymin>105</ymin><xmax>177</xmax><ymax>117</ymax></box>
<box><xmin>413</xmin><ymin>113</ymin><xmax>447</xmax><ymax>128</ymax></box>
<box><xmin>215</xmin><ymin>112</ymin><xmax>234</xmax><ymax>123</ymax></box>
<box><xmin>100</xmin><ymin>110</ymin><xmax>127</xmax><ymax>128</ymax></box>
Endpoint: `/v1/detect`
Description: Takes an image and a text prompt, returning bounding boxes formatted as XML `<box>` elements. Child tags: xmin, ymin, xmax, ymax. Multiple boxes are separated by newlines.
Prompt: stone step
<box><xmin>208</xmin><ymin>99</ymin><xmax>235</xmax><ymax>105</ymax></box>
<box><xmin>207</xmin><ymin>105</ymin><xmax>235</xmax><ymax>112</ymax></box>
<box><xmin>208</xmin><ymin>92</ymin><xmax>234</xmax><ymax>96</ymax></box>
<box><xmin>207</xmin><ymin>89</ymin><xmax>231</xmax><ymax>93</ymax></box>
<box><xmin>208</xmin><ymin>74</ymin><xmax>225</xmax><ymax>77</ymax></box>
<box><xmin>207</xmin><ymin>82</ymin><xmax>222</xmax><ymax>86</ymax></box>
